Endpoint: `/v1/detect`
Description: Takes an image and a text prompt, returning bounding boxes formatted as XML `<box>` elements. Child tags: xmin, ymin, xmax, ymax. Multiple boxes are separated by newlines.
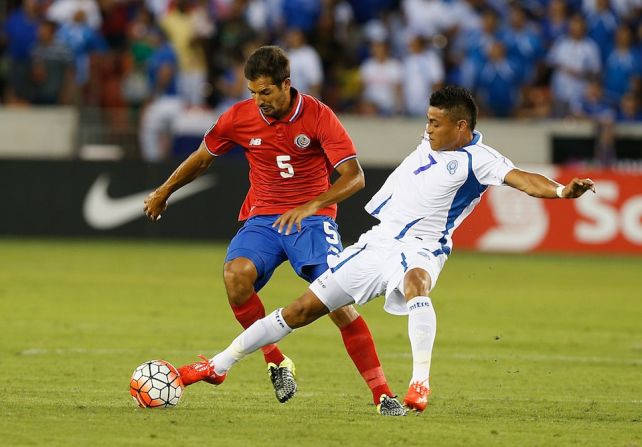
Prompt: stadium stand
<box><xmin>1</xmin><ymin>0</ymin><xmax>641</xmax><ymax>164</ymax></box>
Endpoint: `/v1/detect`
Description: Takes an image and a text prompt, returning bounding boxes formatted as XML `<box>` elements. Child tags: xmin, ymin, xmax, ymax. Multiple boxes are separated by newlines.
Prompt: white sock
<box><xmin>212</xmin><ymin>308</ymin><xmax>293</xmax><ymax>375</ymax></box>
<box><xmin>406</xmin><ymin>296</ymin><xmax>436</xmax><ymax>387</ymax></box>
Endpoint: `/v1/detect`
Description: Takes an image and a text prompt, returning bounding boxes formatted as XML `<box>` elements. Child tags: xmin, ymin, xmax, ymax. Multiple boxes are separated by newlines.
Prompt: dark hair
<box><xmin>429</xmin><ymin>85</ymin><xmax>478</xmax><ymax>131</ymax></box>
<box><xmin>244</xmin><ymin>46</ymin><xmax>290</xmax><ymax>86</ymax></box>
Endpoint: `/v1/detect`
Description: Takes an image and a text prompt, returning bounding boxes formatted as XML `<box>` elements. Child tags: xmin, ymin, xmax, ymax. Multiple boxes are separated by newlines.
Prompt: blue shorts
<box><xmin>225</xmin><ymin>215</ymin><xmax>343</xmax><ymax>291</ymax></box>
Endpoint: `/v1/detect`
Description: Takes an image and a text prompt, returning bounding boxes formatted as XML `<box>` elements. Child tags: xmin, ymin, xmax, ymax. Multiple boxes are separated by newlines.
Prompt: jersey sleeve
<box><xmin>202</xmin><ymin>108</ymin><xmax>236</xmax><ymax>156</ymax></box>
<box><xmin>316</xmin><ymin>104</ymin><xmax>357</xmax><ymax>168</ymax></box>
<box><xmin>472</xmin><ymin>148</ymin><xmax>515</xmax><ymax>186</ymax></box>
<box><xmin>364</xmin><ymin>166</ymin><xmax>397</xmax><ymax>217</ymax></box>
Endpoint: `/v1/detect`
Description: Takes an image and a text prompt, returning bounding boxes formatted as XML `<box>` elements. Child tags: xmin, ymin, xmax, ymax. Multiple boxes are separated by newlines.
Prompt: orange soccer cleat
<box><xmin>178</xmin><ymin>355</ymin><xmax>226</xmax><ymax>386</ymax></box>
<box><xmin>403</xmin><ymin>381</ymin><xmax>431</xmax><ymax>412</ymax></box>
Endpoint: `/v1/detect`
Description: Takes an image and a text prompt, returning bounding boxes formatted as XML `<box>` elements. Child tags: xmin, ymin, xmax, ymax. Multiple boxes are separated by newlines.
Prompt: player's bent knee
<box><xmin>223</xmin><ymin>258</ymin><xmax>257</xmax><ymax>284</ymax></box>
<box><xmin>404</xmin><ymin>268</ymin><xmax>432</xmax><ymax>300</ymax></box>
<box><xmin>283</xmin><ymin>292</ymin><xmax>330</xmax><ymax>329</ymax></box>
<box><xmin>328</xmin><ymin>305</ymin><xmax>360</xmax><ymax>328</ymax></box>
<box><xmin>223</xmin><ymin>258</ymin><xmax>258</xmax><ymax>302</ymax></box>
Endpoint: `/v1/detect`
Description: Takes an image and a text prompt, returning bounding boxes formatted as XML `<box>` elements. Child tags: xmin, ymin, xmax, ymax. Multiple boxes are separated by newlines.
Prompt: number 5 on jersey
<box><xmin>277</xmin><ymin>155</ymin><xmax>294</xmax><ymax>178</ymax></box>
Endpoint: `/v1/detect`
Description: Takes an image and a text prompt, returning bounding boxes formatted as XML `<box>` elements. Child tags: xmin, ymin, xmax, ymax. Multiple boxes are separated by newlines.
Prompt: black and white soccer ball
<box><xmin>129</xmin><ymin>360</ymin><xmax>184</xmax><ymax>408</ymax></box>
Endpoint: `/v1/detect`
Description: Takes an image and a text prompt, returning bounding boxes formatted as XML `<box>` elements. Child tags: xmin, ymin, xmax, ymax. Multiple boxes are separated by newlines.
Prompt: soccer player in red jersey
<box><xmin>144</xmin><ymin>46</ymin><xmax>399</xmax><ymax>412</ymax></box>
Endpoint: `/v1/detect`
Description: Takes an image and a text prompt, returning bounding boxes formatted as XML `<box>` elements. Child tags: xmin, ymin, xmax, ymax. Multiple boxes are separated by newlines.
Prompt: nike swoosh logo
<box><xmin>83</xmin><ymin>174</ymin><xmax>217</xmax><ymax>230</ymax></box>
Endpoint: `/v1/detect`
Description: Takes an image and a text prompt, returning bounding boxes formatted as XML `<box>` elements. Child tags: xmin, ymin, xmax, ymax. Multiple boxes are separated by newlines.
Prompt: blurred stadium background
<box><xmin>1</xmin><ymin>0</ymin><xmax>641</xmax><ymax>250</ymax></box>
<box><xmin>1</xmin><ymin>1</ymin><xmax>642</xmax><ymax>445</ymax></box>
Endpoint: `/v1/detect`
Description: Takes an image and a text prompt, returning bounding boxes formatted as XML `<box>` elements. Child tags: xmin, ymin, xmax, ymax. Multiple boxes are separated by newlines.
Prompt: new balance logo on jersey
<box><xmin>249</xmin><ymin>138</ymin><xmax>262</xmax><ymax>146</ymax></box>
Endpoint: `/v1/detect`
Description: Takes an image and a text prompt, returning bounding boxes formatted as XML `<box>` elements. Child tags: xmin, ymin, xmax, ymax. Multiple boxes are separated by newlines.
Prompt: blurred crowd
<box><xmin>1</xmin><ymin>0</ymin><xmax>642</xmax><ymax>161</ymax></box>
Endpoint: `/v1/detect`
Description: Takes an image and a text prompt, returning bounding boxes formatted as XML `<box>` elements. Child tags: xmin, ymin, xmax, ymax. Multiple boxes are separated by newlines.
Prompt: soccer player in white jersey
<box><xmin>184</xmin><ymin>86</ymin><xmax>596</xmax><ymax>415</ymax></box>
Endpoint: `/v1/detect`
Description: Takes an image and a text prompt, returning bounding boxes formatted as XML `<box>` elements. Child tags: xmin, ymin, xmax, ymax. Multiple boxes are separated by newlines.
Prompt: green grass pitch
<box><xmin>1</xmin><ymin>238</ymin><xmax>641</xmax><ymax>446</ymax></box>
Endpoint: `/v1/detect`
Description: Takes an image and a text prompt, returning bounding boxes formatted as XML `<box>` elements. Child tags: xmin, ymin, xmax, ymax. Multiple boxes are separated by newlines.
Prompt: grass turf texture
<box><xmin>1</xmin><ymin>238</ymin><xmax>641</xmax><ymax>446</ymax></box>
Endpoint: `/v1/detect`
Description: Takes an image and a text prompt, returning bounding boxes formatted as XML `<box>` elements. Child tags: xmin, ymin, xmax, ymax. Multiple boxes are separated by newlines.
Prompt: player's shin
<box><xmin>340</xmin><ymin>316</ymin><xmax>393</xmax><ymax>404</ymax></box>
<box><xmin>212</xmin><ymin>308</ymin><xmax>293</xmax><ymax>375</ymax></box>
<box><xmin>231</xmin><ymin>292</ymin><xmax>285</xmax><ymax>365</ymax></box>
<box><xmin>403</xmin><ymin>296</ymin><xmax>436</xmax><ymax>411</ymax></box>
<box><xmin>406</xmin><ymin>296</ymin><xmax>436</xmax><ymax>386</ymax></box>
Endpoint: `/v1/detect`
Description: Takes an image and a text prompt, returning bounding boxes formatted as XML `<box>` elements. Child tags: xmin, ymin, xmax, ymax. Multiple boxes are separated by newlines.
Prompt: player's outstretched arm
<box><xmin>503</xmin><ymin>168</ymin><xmax>595</xmax><ymax>199</ymax></box>
<box><xmin>144</xmin><ymin>142</ymin><xmax>215</xmax><ymax>221</ymax></box>
<box><xmin>273</xmin><ymin>158</ymin><xmax>365</xmax><ymax>235</ymax></box>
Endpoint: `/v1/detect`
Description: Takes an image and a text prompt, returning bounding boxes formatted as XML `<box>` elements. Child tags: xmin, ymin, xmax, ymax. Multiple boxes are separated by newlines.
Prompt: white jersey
<box><xmin>312</xmin><ymin>130</ymin><xmax>516</xmax><ymax>315</ymax></box>
<box><xmin>364</xmin><ymin>130</ymin><xmax>514</xmax><ymax>256</ymax></box>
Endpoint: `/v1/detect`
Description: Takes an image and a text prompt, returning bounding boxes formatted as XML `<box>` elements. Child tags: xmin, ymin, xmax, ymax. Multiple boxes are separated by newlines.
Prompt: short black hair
<box><xmin>429</xmin><ymin>85</ymin><xmax>478</xmax><ymax>131</ymax></box>
<box><xmin>244</xmin><ymin>46</ymin><xmax>290</xmax><ymax>86</ymax></box>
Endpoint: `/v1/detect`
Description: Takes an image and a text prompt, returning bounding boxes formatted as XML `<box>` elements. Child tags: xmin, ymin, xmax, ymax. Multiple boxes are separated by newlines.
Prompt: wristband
<box><xmin>556</xmin><ymin>185</ymin><xmax>565</xmax><ymax>198</ymax></box>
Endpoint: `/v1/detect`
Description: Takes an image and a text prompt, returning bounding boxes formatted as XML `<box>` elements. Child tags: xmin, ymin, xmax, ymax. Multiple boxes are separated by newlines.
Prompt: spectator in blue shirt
<box><xmin>546</xmin><ymin>14</ymin><xmax>602</xmax><ymax>115</ymax></box>
<box><xmin>30</xmin><ymin>20</ymin><xmax>74</xmax><ymax>105</ymax></box>
<box><xmin>570</xmin><ymin>80</ymin><xmax>616</xmax><ymax>166</ymax></box>
<box><xmin>540</xmin><ymin>0</ymin><xmax>568</xmax><ymax>48</ymax></box>
<box><xmin>616</xmin><ymin>93</ymin><xmax>642</xmax><ymax>122</ymax></box>
<box><xmin>146</xmin><ymin>29</ymin><xmax>178</xmax><ymax>97</ymax></box>
<box><xmin>455</xmin><ymin>8</ymin><xmax>502</xmax><ymax>88</ymax></box>
<box><xmin>3</xmin><ymin>0</ymin><xmax>40</xmax><ymax>103</ymax></box>
<box><xmin>603</xmin><ymin>25</ymin><xmax>640</xmax><ymax>105</ymax></box>
<box><xmin>475</xmin><ymin>40</ymin><xmax>521</xmax><ymax>117</ymax></box>
<box><xmin>570</xmin><ymin>79</ymin><xmax>615</xmax><ymax>121</ymax></box>
<box><xmin>139</xmin><ymin>28</ymin><xmax>183</xmax><ymax>162</ymax></box>
<box><xmin>348</xmin><ymin>0</ymin><xmax>396</xmax><ymax>24</ymax></box>
<box><xmin>586</xmin><ymin>0</ymin><xmax>618</xmax><ymax>62</ymax></box>
<box><xmin>282</xmin><ymin>0</ymin><xmax>321</xmax><ymax>33</ymax></box>
<box><xmin>502</xmin><ymin>4</ymin><xmax>544</xmax><ymax>84</ymax></box>
<box><xmin>56</xmin><ymin>8</ymin><xmax>106</xmax><ymax>88</ymax></box>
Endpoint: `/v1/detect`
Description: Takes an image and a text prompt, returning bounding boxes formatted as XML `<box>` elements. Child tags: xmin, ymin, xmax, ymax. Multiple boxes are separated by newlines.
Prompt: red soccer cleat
<box><xmin>403</xmin><ymin>381</ymin><xmax>431</xmax><ymax>412</ymax></box>
<box><xmin>178</xmin><ymin>355</ymin><xmax>226</xmax><ymax>386</ymax></box>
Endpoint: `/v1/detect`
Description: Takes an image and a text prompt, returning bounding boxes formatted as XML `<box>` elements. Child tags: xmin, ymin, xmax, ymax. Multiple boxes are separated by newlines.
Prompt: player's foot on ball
<box><xmin>267</xmin><ymin>356</ymin><xmax>297</xmax><ymax>403</ymax></box>
<box><xmin>178</xmin><ymin>355</ymin><xmax>226</xmax><ymax>386</ymax></box>
<box><xmin>376</xmin><ymin>395</ymin><xmax>407</xmax><ymax>416</ymax></box>
<box><xmin>403</xmin><ymin>381</ymin><xmax>431</xmax><ymax>412</ymax></box>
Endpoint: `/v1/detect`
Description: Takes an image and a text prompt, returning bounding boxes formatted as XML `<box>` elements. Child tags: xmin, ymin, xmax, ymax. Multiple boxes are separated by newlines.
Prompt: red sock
<box><xmin>340</xmin><ymin>316</ymin><xmax>393</xmax><ymax>404</ymax></box>
<box><xmin>230</xmin><ymin>292</ymin><xmax>285</xmax><ymax>365</ymax></box>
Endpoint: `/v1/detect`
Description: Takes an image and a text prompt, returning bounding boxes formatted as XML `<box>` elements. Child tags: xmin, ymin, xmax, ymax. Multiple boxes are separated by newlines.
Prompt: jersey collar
<box><xmin>456</xmin><ymin>130</ymin><xmax>482</xmax><ymax>151</ymax></box>
<box><xmin>258</xmin><ymin>88</ymin><xmax>304</xmax><ymax>125</ymax></box>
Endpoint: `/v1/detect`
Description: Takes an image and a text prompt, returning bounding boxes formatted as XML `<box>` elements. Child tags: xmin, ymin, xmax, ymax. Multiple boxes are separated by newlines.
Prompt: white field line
<box><xmin>386</xmin><ymin>351</ymin><xmax>642</xmax><ymax>366</ymax></box>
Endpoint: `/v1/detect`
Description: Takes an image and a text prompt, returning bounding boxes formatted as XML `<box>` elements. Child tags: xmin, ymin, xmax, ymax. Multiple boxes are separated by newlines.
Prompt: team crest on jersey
<box><xmin>447</xmin><ymin>160</ymin><xmax>458</xmax><ymax>175</ymax></box>
<box><xmin>294</xmin><ymin>134</ymin><xmax>311</xmax><ymax>149</ymax></box>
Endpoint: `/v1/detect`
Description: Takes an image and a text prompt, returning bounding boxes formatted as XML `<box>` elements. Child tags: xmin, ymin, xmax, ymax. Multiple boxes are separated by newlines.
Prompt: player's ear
<box><xmin>457</xmin><ymin>119</ymin><xmax>468</xmax><ymax>131</ymax></box>
<box><xmin>281</xmin><ymin>77</ymin><xmax>291</xmax><ymax>91</ymax></box>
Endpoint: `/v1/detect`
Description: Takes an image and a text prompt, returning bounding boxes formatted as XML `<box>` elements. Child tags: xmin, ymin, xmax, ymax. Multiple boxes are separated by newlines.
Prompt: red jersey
<box><xmin>203</xmin><ymin>89</ymin><xmax>357</xmax><ymax>220</ymax></box>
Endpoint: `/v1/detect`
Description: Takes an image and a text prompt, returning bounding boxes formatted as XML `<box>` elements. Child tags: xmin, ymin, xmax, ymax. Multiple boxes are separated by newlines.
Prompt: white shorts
<box><xmin>309</xmin><ymin>227</ymin><xmax>447</xmax><ymax>315</ymax></box>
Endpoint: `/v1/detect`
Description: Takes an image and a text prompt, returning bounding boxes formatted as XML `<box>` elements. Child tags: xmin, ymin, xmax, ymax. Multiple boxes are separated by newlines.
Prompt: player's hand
<box><xmin>560</xmin><ymin>178</ymin><xmax>596</xmax><ymax>198</ymax></box>
<box><xmin>272</xmin><ymin>203</ymin><xmax>318</xmax><ymax>235</ymax></box>
<box><xmin>144</xmin><ymin>188</ymin><xmax>169</xmax><ymax>221</ymax></box>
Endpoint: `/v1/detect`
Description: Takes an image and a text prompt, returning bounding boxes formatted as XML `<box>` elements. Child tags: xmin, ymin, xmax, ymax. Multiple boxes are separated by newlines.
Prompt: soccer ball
<box><xmin>129</xmin><ymin>359</ymin><xmax>184</xmax><ymax>408</ymax></box>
